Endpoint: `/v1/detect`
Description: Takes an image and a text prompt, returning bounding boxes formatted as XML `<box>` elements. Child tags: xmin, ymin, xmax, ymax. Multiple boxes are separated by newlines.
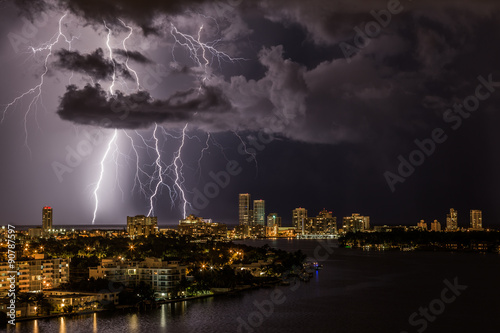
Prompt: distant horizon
<box><xmin>10</xmin><ymin>211</ymin><xmax>496</xmax><ymax>230</ymax></box>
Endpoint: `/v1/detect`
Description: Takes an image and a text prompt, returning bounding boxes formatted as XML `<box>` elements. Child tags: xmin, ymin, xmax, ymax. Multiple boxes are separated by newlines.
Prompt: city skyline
<box><xmin>1</xmin><ymin>0</ymin><xmax>500</xmax><ymax>228</ymax></box>
<box><xmin>31</xmin><ymin>203</ymin><xmax>489</xmax><ymax>230</ymax></box>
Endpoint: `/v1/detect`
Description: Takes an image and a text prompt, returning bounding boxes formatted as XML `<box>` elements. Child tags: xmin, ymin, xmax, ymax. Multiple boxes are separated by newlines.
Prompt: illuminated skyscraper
<box><xmin>127</xmin><ymin>215</ymin><xmax>158</xmax><ymax>237</ymax></box>
<box><xmin>343</xmin><ymin>213</ymin><xmax>370</xmax><ymax>232</ymax></box>
<box><xmin>239</xmin><ymin>193</ymin><xmax>251</xmax><ymax>225</ymax></box>
<box><xmin>315</xmin><ymin>209</ymin><xmax>337</xmax><ymax>234</ymax></box>
<box><xmin>417</xmin><ymin>220</ymin><xmax>428</xmax><ymax>230</ymax></box>
<box><xmin>292</xmin><ymin>208</ymin><xmax>308</xmax><ymax>233</ymax></box>
<box><xmin>470</xmin><ymin>210</ymin><xmax>483</xmax><ymax>230</ymax></box>
<box><xmin>446</xmin><ymin>208</ymin><xmax>458</xmax><ymax>231</ymax></box>
<box><xmin>42</xmin><ymin>206</ymin><xmax>53</xmax><ymax>232</ymax></box>
<box><xmin>267</xmin><ymin>213</ymin><xmax>282</xmax><ymax>227</ymax></box>
<box><xmin>431</xmin><ymin>220</ymin><xmax>442</xmax><ymax>232</ymax></box>
<box><xmin>253</xmin><ymin>200</ymin><xmax>266</xmax><ymax>226</ymax></box>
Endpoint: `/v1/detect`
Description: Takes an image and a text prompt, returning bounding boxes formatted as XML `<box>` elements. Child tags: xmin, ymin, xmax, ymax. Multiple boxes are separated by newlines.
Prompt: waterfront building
<box><xmin>296</xmin><ymin>209</ymin><xmax>337</xmax><ymax>235</ymax></box>
<box><xmin>89</xmin><ymin>257</ymin><xmax>187</xmax><ymax>298</ymax></box>
<box><xmin>239</xmin><ymin>193</ymin><xmax>251</xmax><ymax>225</ymax></box>
<box><xmin>431</xmin><ymin>220</ymin><xmax>442</xmax><ymax>232</ymax></box>
<box><xmin>232</xmin><ymin>224</ymin><xmax>266</xmax><ymax>238</ymax></box>
<box><xmin>253</xmin><ymin>200</ymin><xmax>266</xmax><ymax>226</ymax></box>
<box><xmin>266</xmin><ymin>225</ymin><xmax>279</xmax><ymax>237</ymax></box>
<box><xmin>45</xmin><ymin>290</ymin><xmax>120</xmax><ymax>309</ymax></box>
<box><xmin>292</xmin><ymin>208</ymin><xmax>308</xmax><ymax>234</ymax></box>
<box><xmin>470</xmin><ymin>210</ymin><xmax>483</xmax><ymax>230</ymax></box>
<box><xmin>267</xmin><ymin>213</ymin><xmax>282</xmax><ymax>227</ymax></box>
<box><xmin>417</xmin><ymin>220</ymin><xmax>428</xmax><ymax>230</ymax></box>
<box><xmin>277</xmin><ymin>227</ymin><xmax>297</xmax><ymax>238</ymax></box>
<box><xmin>446</xmin><ymin>208</ymin><xmax>458</xmax><ymax>231</ymax></box>
<box><xmin>178</xmin><ymin>214</ymin><xmax>227</xmax><ymax>238</ymax></box>
<box><xmin>127</xmin><ymin>215</ymin><xmax>158</xmax><ymax>237</ymax></box>
<box><xmin>343</xmin><ymin>213</ymin><xmax>370</xmax><ymax>232</ymax></box>
<box><xmin>315</xmin><ymin>209</ymin><xmax>337</xmax><ymax>234</ymax></box>
<box><xmin>0</xmin><ymin>254</ymin><xmax>69</xmax><ymax>295</ymax></box>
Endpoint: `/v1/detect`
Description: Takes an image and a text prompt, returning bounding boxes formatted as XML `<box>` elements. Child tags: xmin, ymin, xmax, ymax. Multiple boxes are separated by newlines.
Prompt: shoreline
<box><xmin>12</xmin><ymin>279</ymin><xmax>283</xmax><ymax>323</ymax></box>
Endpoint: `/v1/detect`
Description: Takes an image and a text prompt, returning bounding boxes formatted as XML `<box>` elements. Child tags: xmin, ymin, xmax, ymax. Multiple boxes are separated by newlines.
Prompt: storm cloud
<box><xmin>11</xmin><ymin>0</ymin><xmax>500</xmax><ymax>145</ymax></box>
<box><xmin>57</xmin><ymin>83</ymin><xmax>233</xmax><ymax>129</ymax></box>
<box><xmin>14</xmin><ymin>0</ymin><xmax>229</xmax><ymax>33</ymax></box>
<box><xmin>54</xmin><ymin>48</ymin><xmax>133</xmax><ymax>81</ymax></box>
<box><xmin>113</xmin><ymin>49</ymin><xmax>152</xmax><ymax>64</ymax></box>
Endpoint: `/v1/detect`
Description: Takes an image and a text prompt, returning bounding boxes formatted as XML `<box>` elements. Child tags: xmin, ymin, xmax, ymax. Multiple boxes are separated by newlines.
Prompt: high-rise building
<box><xmin>267</xmin><ymin>213</ymin><xmax>282</xmax><ymax>227</ymax></box>
<box><xmin>253</xmin><ymin>200</ymin><xmax>266</xmax><ymax>226</ymax></box>
<box><xmin>343</xmin><ymin>213</ymin><xmax>370</xmax><ymax>232</ymax></box>
<box><xmin>431</xmin><ymin>220</ymin><xmax>442</xmax><ymax>232</ymax></box>
<box><xmin>302</xmin><ymin>209</ymin><xmax>337</xmax><ymax>235</ymax></box>
<box><xmin>0</xmin><ymin>254</ymin><xmax>69</xmax><ymax>294</ymax></box>
<box><xmin>292</xmin><ymin>208</ymin><xmax>308</xmax><ymax>233</ymax></box>
<box><xmin>470</xmin><ymin>210</ymin><xmax>483</xmax><ymax>230</ymax></box>
<box><xmin>417</xmin><ymin>220</ymin><xmax>428</xmax><ymax>230</ymax></box>
<box><xmin>446</xmin><ymin>208</ymin><xmax>458</xmax><ymax>231</ymax></box>
<box><xmin>42</xmin><ymin>206</ymin><xmax>53</xmax><ymax>232</ymax></box>
<box><xmin>315</xmin><ymin>209</ymin><xmax>337</xmax><ymax>234</ymax></box>
<box><xmin>239</xmin><ymin>194</ymin><xmax>251</xmax><ymax>225</ymax></box>
<box><xmin>127</xmin><ymin>215</ymin><xmax>158</xmax><ymax>237</ymax></box>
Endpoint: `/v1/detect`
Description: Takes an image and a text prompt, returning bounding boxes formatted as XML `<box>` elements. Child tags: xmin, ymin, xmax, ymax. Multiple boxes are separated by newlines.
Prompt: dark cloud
<box><xmin>255</xmin><ymin>0</ymin><xmax>500</xmax><ymax>45</ymax></box>
<box><xmin>113</xmin><ymin>49</ymin><xmax>152</xmax><ymax>64</ymax></box>
<box><xmin>54</xmin><ymin>48</ymin><xmax>133</xmax><ymax>81</ymax></box>
<box><xmin>14</xmin><ymin>0</ymin><xmax>500</xmax><ymax>146</ymax></box>
<box><xmin>14</xmin><ymin>0</ymin><xmax>219</xmax><ymax>33</ymax></box>
<box><xmin>57</xmin><ymin>83</ymin><xmax>233</xmax><ymax>129</ymax></box>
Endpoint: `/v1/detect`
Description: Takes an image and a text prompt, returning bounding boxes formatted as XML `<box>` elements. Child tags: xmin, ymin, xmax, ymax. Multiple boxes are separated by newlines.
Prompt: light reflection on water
<box><xmin>4</xmin><ymin>239</ymin><xmax>500</xmax><ymax>333</ymax></box>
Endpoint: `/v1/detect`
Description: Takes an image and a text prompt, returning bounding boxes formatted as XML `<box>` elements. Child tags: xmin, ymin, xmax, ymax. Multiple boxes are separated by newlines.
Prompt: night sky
<box><xmin>1</xmin><ymin>0</ymin><xmax>500</xmax><ymax>227</ymax></box>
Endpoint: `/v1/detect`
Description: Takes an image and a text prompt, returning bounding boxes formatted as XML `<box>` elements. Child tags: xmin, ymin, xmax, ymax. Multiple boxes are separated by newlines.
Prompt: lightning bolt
<box><xmin>118</xmin><ymin>19</ymin><xmax>141</xmax><ymax>91</ymax></box>
<box><xmin>208</xmin><ymin>133</ymin><xmax>231</xmax><ymax>162</ymax></box>
<box><xmin>233</xmin><ymin>131</ymin><xmax>258</xmax><ymax>174</ymax></box>
<box><xmin>111</xmin><ymin>132</ymin><xmax>127</xmax><ymax>202</ymax></box>
<box><xmin>92</xmin><ymin>129</ymin><xmax>118</xmax><ymax>224</ymax></box>
<box><xmin>147</xmin><ymin>124</ymin><xmax>169</xmax><ymax>217</ymax></box>
<box><xmin>171</xmin><ymin>123</ymin><xmax>189</xmax><ymax>218</ymax></box>
<box><xmin>170</xmin><ymin>23</ymin><xmax>246</xmax><ymax>87</ymax></box>
<box><xmin>196</xmin><ymin>132</ymin><xmax>211</xmax><ymax>177</ymax></box>
<box><xmin>123</xmin><ymin>131</ymin><xmax>150</xmax><ymax>197</ymax></box>
<box><xmin>1</xmin><ymin>12</ymin><xmax>74</xmax><ymax>153</ymax></box>
<box><xmin>103</xmin><ymin>21</ymin><xmax>117</xmax><ymax>95</ymax></box>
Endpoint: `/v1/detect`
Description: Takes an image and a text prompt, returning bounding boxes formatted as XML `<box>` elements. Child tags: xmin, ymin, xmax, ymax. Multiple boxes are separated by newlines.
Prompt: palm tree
<box><xmin>32</xmin><ymin>292</ymin><xmax>52</xmax><ymax>316</ymax></box>
<box><xmin>16</xmin><ymin>293</ymin><xmax>35</xmax><ymax>317</ymax></box>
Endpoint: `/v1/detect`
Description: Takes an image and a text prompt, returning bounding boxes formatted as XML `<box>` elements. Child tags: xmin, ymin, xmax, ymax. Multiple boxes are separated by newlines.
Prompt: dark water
<box><xmin>4</xmin><ymin>239</ymin><xmax>500</xmax><ymax>333</ymax></box>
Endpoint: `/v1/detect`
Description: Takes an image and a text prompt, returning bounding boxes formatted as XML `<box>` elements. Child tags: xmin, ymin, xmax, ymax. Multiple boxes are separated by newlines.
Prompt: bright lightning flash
<box><xmin>171</xmin><ymin>123</ymin><xmax>189</xmax><ymax>219</ymax></box>
<box><xmin>92</xmin><ymin>129</ymin><xmax>118</xmax><ymax>224</ymax></box>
